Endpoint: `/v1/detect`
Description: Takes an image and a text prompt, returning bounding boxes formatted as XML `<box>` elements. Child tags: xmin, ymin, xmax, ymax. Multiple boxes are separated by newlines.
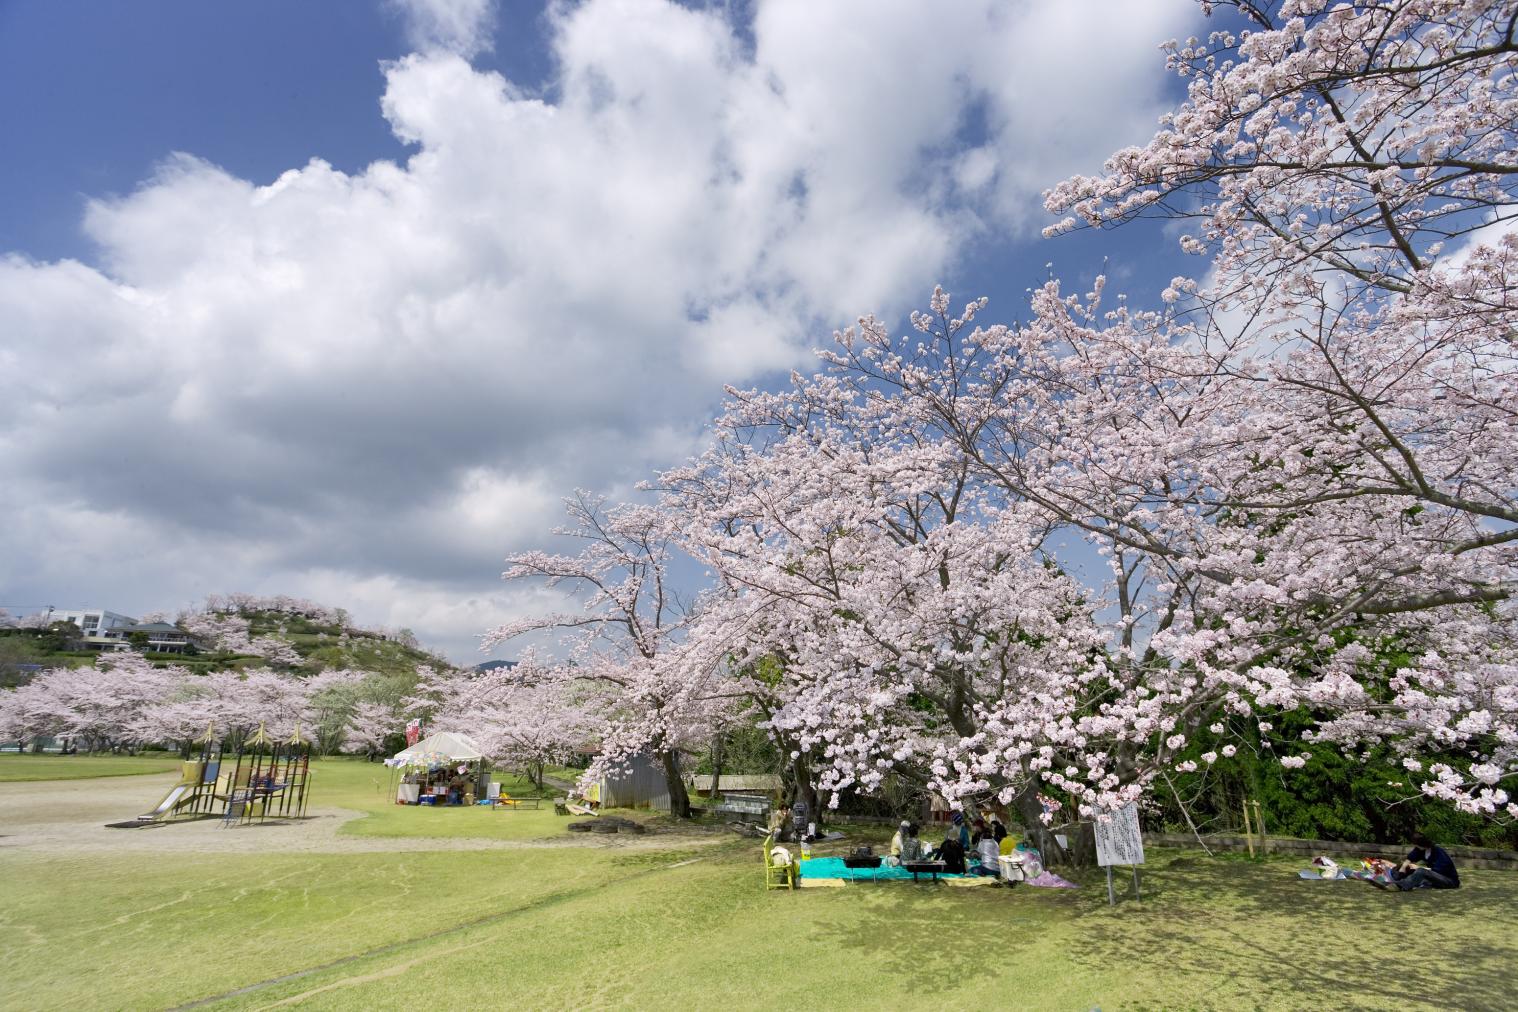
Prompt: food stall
<box><xmin>384</xmin><ymin>731</ymin><xmax>489</xmax><ymax>805</ymax></box>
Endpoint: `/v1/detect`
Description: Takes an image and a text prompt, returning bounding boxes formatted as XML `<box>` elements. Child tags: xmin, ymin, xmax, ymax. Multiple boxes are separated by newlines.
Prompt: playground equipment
<box><xmin>129</xmin><ymin>722</ymin><xmax>310</xmax><ymax>826</ymax></box>
<box><xmin>220</xmin><ymin>723</ymin><xmax>311</xmax><ymax>826</ymax></box>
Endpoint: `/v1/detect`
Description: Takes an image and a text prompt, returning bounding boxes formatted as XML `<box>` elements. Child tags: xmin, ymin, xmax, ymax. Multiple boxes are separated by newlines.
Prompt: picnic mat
<box><xmin>798</xmin><ymin>857</ymin><xmax>980</xmax><ymax>882</ymax></box>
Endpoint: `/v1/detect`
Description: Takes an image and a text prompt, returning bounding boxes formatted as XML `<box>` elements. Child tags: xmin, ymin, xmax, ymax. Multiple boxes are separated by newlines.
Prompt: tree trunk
<box><xmin>659</xmin><ymin>748</ymin><xmax>692</xmax><ymax>819</ymax></box>
<box><xmin>1009</xmin><ymin>784</ymin><xmax>1095</xmax><ymax>867</ymax></box>
<box><xmin>708</xmin><ymin>731</ymin><xmax>725</xmax><ymax>806</ymax></box>
<box><xmin>784</xmin><ymin>755</ymin><xmax>821</xmax><ymax>833</ymax></box>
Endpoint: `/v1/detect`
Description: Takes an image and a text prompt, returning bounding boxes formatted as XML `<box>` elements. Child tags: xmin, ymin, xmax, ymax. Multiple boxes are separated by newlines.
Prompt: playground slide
<box><xmin>136</xmin><ymin>783</ymin><xmax>194</xmax><ymax>822</ymax></box>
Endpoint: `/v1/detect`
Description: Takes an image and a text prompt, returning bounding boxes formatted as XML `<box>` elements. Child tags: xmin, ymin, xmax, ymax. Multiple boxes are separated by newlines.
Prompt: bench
<box><xmin>492</xmin><ymin>795</ymin><xmax>543</xmax><ymax>810</ymax></box>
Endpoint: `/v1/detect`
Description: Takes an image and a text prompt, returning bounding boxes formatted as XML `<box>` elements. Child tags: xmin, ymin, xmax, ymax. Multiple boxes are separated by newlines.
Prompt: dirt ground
<box><xmin>0</xmin><ymin>772</ymin><xmax>720</xmax><ymax>856</ymax></box>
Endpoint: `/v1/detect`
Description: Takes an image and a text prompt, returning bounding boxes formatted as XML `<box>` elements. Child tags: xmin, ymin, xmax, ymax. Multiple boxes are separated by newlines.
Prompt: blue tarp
<box><xmin>798</xmin><ymin>857</ymin><xmax>984</xmax><ymax>881</ymax></box>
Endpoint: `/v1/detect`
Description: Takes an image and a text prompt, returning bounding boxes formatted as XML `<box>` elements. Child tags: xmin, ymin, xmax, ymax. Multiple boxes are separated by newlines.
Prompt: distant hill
<box><xmin>2</xmin><ymin>606</ymin><xmax>454</xmax><ymax>680</ymax></box>
<box><xmin>237</xmin><ymin>609</ymin><xmax>452</xmax><ymax>677</ymax></box>
<box><xmin>474</xmin><ymin>659</ymin><xmax>518</xmax><ymax>672</ymax></box>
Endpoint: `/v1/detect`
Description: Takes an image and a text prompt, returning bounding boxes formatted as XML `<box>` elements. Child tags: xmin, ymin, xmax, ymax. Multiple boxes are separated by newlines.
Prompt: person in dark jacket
<box><xmin>1371</xmin><ymin>831</ymin><xmax>1460</xmax><ymax>890</ymax></box>
<box><xmin>938</xmin><ymin>830</ymin><xmax>967</xmax><ymax>873</ymax></box>
<box><xmin>901</xmin><ymin>823</ymin><xmax>923</xmax><ymax>862</ymax></box>
<box><xmin>970</xmin><ymin>818</ymin><xmax>991</xmax><ymax>846</ymax></box>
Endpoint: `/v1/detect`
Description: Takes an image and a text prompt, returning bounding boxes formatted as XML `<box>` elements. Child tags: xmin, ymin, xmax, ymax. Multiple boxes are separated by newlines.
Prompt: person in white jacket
<box><xmin>975</xmin><ymin>835</ymin><xmax>1001</xmax><ymax>877</ymax></box>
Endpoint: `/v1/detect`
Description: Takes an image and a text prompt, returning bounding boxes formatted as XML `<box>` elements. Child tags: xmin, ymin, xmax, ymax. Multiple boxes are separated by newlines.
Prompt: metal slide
<box><xmin>136</xmin><ymin>783</ymin><xmax>194</xmax><ymax>822</ymax></box>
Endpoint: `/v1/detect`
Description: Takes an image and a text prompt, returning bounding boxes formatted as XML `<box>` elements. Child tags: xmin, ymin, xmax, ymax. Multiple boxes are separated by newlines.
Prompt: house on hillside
<box><xmin>49</xmin><ymin>608</ymin><xmax>136</xmax><ymax>651</ymax></box>
<box><xmin>51</xmin><ymin>608</ymin><xmax>133</xmax><ymax>639</ymax></box>
<box><xmin>122</xmin><ymin>621</ymin><xmax>198</xmax><ymax>654</ymax></box>
<box><xmin>44</xmin><ymin>609</ymin><xmax>200</xmax><ymax>654</ymax></box>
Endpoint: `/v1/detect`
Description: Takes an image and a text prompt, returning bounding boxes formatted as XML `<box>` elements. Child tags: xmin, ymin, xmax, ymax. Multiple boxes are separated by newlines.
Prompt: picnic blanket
<box><xmin>798</xmin><ymin>857</ymin><xmax>980</xmax><ymax>881</ymax></box>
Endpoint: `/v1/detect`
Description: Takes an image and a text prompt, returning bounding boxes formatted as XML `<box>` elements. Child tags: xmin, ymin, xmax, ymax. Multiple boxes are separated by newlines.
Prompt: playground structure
<box><xmin>221</xmin><ymin>723</ymin><xmax>311</xmax><ymax>824</ymax></box>
<box><xmin>132</xmin><ymin>722</ymin><xmax>311</xmax><ymax>826</ymax></box>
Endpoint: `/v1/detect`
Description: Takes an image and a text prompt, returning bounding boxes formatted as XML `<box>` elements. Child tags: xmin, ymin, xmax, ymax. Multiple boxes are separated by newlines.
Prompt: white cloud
<box><xmin>0</xmin><ymin>0</ymin><xmax>1198</xmax><ymax>659</ymax></box>
<box><xmin>387</xmin><ymin>0</ymin><xmax>497</xmax><ymax>58</ymax></box>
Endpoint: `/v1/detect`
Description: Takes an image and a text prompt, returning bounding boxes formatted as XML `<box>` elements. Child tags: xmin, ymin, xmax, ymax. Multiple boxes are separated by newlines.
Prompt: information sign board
<box><xmin>1094</xmin><ymin>803</ymin><xmax>1145</xmax><ymax>867</ymax></box>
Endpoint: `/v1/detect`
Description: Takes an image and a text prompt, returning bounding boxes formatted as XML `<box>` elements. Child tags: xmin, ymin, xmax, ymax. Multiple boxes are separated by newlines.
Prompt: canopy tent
<box><xmin>384</xmin><ymin>731</ymin><xmax>485</xmax><ymax>768</ymax></box>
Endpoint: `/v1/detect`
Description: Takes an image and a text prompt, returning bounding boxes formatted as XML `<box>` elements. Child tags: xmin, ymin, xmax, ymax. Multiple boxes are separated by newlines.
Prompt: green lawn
<box><xmin>0</xmin><ymin>752</ymin><xmax>180</xmax><ymax>782</ymax></box>
<box><xmin>2</xmin><ymin>757</ymin><xmax>1513</xmax><ymax>1010</ymax></box>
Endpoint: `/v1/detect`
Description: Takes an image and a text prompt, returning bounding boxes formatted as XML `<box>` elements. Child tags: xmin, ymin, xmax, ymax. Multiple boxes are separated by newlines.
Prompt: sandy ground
<box><xmin>0</xmin><ymin>772</ymin><xmax>720</xmax><ymax>856</ymax></box>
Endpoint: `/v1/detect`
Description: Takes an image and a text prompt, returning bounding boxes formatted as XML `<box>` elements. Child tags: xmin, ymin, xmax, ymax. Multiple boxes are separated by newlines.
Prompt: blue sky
<box><xmin>0</xmin><ymin>0</ymin><xmax>1205</xmax><ymax>657</ymax></box>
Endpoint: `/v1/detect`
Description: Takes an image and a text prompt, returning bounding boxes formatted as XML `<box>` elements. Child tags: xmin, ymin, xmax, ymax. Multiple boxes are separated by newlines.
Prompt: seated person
<box><xmin>1372</xmin><ymin>831</ymin><xmax>1460</xmax><ymax>890</ymax></box>
<box><xmin>951</xmin><ymin>812</ymin><xmax>971</xmax><ymax>851</ymax></box>
<box><xmin>999</xmin><ymin>831</ymin><xmax>1017</xmax><ymax>856</ymax></box>
<box><xmin>974</xmin><ymin>834</ymin><xmax>1001</xmax><ymax>876</ymax></box>
<box><xmin>901</xmin><ymin>823</ymin><xmax>924</xmax><ymax>862</ymax></box>
<box><xmin>889</xmin><ymin>820</ymin><xmax>910</xmax><ymax>862</ymax></box>
<box><xmin>991</xmin><ymin>817</ymin><xmax>1007</xmax><ymax>843</ymax></box>
<box><xmin>970</xmin><ymin>818</ymin><xmax>990</xmax><ymax>846</ymax></box>
<box><xmin>938</xmin><ymin>830</ymin><xmax>967</xmax><ymax>873</ymax></box>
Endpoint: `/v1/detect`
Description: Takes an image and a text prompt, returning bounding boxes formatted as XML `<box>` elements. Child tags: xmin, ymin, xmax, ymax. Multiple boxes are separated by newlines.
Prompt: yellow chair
<box><xmin>763</xmin><ymin>835</ymin><xmax>797</xmax><ymax>890</ymax></box>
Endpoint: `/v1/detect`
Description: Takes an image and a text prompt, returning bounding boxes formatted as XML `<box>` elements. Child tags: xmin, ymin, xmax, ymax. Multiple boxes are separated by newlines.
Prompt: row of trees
<box><xmin>0</xmin><ymin>598</ymin><xmax>594</xmax><ymax>778</ymax></box>
<box><xmin>0</xmin><ymin>597</ymin><xmax>441</xmax><ymax>757</ymax></box>
<box><xmin>476</xmin><ymin>0</ymin><xmax>1518</xmax><ymax>852</ymax></box>
<box><xmin>0</xmin><ymin>652</ymin><xmax>378</xmax><ymax>755</ymax></box>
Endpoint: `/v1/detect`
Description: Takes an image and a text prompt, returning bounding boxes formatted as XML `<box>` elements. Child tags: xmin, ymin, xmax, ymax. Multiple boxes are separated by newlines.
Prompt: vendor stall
<box><xmin>384</xmin><ymin>731</ymin><xmax>490</xmax><ymax>806</ymax></box>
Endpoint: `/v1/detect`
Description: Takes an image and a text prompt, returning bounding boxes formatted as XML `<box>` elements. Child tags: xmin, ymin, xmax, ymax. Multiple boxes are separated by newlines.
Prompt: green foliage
<box><xmin>693</xmin><ymin>722</ymin><xmax>781</xmax><ymax>775</ymax></box>
<box><xmin>0</xmin><ymin>635</ymin><xmax>48</xmax><ymax>687</ymax></box>
<box><xmin>39</xmin><ymin>621</ymin><xmax>82</xmax><ymax>652</ymax></box>
<box><xmin>1154</xmin><ymin>707</ymin><xmax>1517</xmax><ymax>849</ymax></box>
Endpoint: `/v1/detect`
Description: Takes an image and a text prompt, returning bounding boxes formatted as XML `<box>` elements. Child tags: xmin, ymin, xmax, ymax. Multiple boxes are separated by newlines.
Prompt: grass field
<box><xmin>1</xmin><ymin>755</ymin><xmax>1513</xmax><ymax>1011</ymax></box>
<box><xmin>0</xmin><ymin>753</ymin><xmax>180</xmax><ymax>782</ymax></box>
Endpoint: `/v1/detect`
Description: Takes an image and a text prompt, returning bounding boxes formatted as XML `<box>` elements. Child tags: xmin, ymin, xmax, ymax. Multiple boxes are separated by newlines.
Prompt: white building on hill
<box><xmin>40</xmin><ymin>609</ymin><xmax>197</xmax><ymax>654</ymax></box>
<box><xmin>49</xmin><ymin>609</ymin><xmax>136</xmax><ymax>647</ymax></box>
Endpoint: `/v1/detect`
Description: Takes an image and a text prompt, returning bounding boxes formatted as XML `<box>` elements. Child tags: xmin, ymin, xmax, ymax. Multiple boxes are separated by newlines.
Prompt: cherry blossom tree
<box><xmin>345</xmin><ymin>701</ymin><xmax>403</xmax><ymax>759</ymax></box>
<box><xmin>483</xmin><ymin>492</ymin><xmax>718</xmax><ymax>817</ymax></box>
<box><xmin>0</xmin><ymin>653</ymin><xmax>186</xmax><ymax>753</ymax></box>
<box><xmin>658</xmin><ymin>327</ymin><xmax>1163</xmax><ymax>854</ymax></box>
<box><xmin>419</xmin><ymin>664</ymin><xmax>602</xmax><ymax>788</ymax></box>
<box><xmin>203</xmin><ymin>593</ymin><xmax>349</xmax><ymax>629</ymax></box>
<box><xmin>179</xmin><ymin>611</ymin><xmax>304</xmax><ymax>668</ymax></box>
<box><xmin>0</xmin><ymin>676</ymin><xmax>72</xmax><ymax>751</ymax></box>
<box><xmin>1034</xmin><ymin>0</ymin><xmax>1518</xmax><ymax>818</ymax></box>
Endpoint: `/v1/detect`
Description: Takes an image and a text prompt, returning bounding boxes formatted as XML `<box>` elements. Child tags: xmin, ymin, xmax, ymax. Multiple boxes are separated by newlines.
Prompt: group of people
<box><xmin>889</xmin><ymin>812</ymin><xmax>1022</xmax><ymax>877</ymax></box>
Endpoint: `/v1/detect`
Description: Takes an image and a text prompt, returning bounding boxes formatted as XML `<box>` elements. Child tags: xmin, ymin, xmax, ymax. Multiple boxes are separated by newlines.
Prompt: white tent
<box><xmin>384</xmin><ymin>731</ymin><xmax>485</xmax><ymax>768</ymax></box>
